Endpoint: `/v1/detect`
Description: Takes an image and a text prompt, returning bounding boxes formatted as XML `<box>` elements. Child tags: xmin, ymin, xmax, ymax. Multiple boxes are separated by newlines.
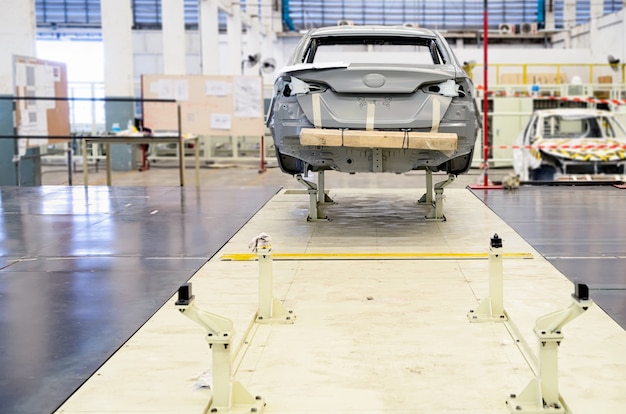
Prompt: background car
<box><xmin>512</xmin><ymin>108</ymin><xmax>626</xmax><ymax>181</ymax></box>
<box><xmin>266</xmin><ymin>25</ymin><xmax>480</xmax><ymax>176</ymax></box>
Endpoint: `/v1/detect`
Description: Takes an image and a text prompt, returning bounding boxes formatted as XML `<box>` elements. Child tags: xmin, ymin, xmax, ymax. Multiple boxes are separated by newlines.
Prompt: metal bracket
<box><xmin>506</xmin><ymin>284</ymin><xmax>593</xmax><ymax>413</ymax></box>
<box><xmin>372</xmin><ymin>148</ymin><xmax>383</xmax><ymax>172</ymax></box>
<box><xmin>175</xmin><ymin>284</ymin><xmax>266</xmax><ymax>413</ymax></box>
<box><xmin>256</xmin><ymin>246</ymin><xmax>295</xmax><ymax>324</ymax></box>
<box><xmin>425</xmin><ymin>173</ymin><xmax>456</xmax><ymax>221</ymax></box>
<box><xmin>468</xmin><ymin>233</ymin><xmax>508</xmax><ymax>322</ymax></box>
<box><xmin>296</xmin><ymin>171</ymin><xmax>333</xmax><ymax>221</ymax></box>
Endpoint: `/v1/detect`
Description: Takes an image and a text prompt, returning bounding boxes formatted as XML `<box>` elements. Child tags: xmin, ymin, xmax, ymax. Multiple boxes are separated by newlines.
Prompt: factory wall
<box><xmin>130</xmin><ymin>32</ymin><xmax>609</xmax><ymax>94</ymax></box>
<box><xmin>131</xmin><ymin>10</ymin><xmax>625</xmax><ymax>86</ymax></box>
<box><xmin>552</xmin><ymin>8</ymin><xmax>625</xmax><ymax>60</ymax></box>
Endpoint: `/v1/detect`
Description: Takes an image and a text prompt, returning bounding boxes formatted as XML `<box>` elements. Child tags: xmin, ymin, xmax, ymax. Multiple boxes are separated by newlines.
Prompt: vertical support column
<box><xmin>0</xmin><ymin>0</ymin><xmax>35</xmax><ymax>93</ymax></box>
<box><xmin>227</xmin><ymin>3</ymin><xmax>243</xmax><ymax>74</ymax></box>
<box><xmin>262</xmin><ymin>0</ymin><xmax>283</xmax><ymax>34</ymax></box>
<box><xmin>562</xmin><ymin>0</ymin><xmax>576</xmax><ymax>26</ymax></box>
<box><xmin>210</xmin><ymin>336</ymin><xmax>233</xmax><ymax>408</ymax></box>
<box><xmin>589</xmin><ymin>0</ymin><xmax>603</xmax><ymax>60</ymax></box>
<box><xmin>255</xmin><ymin>246</ymin><xmax>295</xmax><ymax>324</ymax></box>
<box><xmin>250</xmin><ymin>232</ymin><xmax>295</xmax><ymax>323</ymax></box>
<box><xmin>308</xmin><ymin>187</ymin><xmax>319</xmax><ymax>221</ymax></box>
<box><xmin>538</xmin><ymin>340</ymin><xmax>560</xmax><ymax>406</ymax></box>
<box><xmin>317</xmin><ymin>170</ymin><xmax>325</xmax><ymax>205</ymax></box>
<box><xmin>161</xmin><ymin>0</ymin><xmax>186</xmax><ymax>74</ymax></box>
<box><xmin>199</xmin><ymin>0</ymin><xmax>220</xmax><ymax>75</ymax></box>
<box><xmin>418</xmin><ymin>169</ymin><xmax>434</xmax><ymax>205</ymax></box>
<box><xmin>468</xmin><ymin>234</ymin><xmax>507</xmax><ymax>322</ymax></box>
<box><xmin>260</xmin><ymin>0</ymin><xmax>279</xmax><ymax>84</ymax></box>
<box><xmin>0</xmin><ymin>0</ymin><xmax>36</xmax><ymax>185</ymax></box>
<box><xmin>101</xmin><ymin>0</ymin><xmax>136</xmax><ymax>171</ymax></box>
<box><xmin>543</xmin><ymin>0</ymin><xmax>556</xmax><ymax>31</ymax></box>
<box><xmin>563</xmin><ymin>0</ymin><xmax>576</xmax><ymax>48</ymax></box>
<box><xmin>257</xmin><ymin>247</ymin><xmax>273</xmax><ymax>320</ymax></box>
<box><xmin>488</xmin><ymin>234</ymin><xmax>504</xmax><ymax>317</ymax></box>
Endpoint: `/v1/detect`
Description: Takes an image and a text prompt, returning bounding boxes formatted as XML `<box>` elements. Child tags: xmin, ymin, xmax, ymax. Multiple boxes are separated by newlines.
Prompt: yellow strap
<box><xmin>430</xmin><ymin>97</ymin><xmax>441</xmax><ymax>133</ymax></box>
<box><xmin>312</xmin><ymin>94</ymin><xmax>322</xmax><ymax>128</ymax></box>
<box><xmin>366</xmin><ymin>102</ymin><xmax>375</xmax><ymax>131</ymax></box>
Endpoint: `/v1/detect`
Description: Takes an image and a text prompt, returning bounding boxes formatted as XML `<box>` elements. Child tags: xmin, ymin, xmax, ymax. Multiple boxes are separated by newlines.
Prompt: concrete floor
<box><xmin>54</xmin><ymin>185</ymin><xmax>626</xmax><ymax>413</ymax></box>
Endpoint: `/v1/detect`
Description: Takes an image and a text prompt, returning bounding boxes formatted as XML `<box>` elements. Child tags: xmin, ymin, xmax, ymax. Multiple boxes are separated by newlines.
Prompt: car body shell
<box><xmin>266</xmin><ymin>25</ymin><xmax>480</xmax><ymax>175</ymax></box>
<box><xmin>512</xmin><ymin>108</ymin><xmax>626</xmax><ymax>181</ymax></box>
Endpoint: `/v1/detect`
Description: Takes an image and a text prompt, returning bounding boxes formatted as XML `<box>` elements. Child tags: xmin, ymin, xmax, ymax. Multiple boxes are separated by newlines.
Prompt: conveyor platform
<box><xmin>54</xmin><ymin>189</ymin><xmax>626</xmax><ymax>413</ymax></box>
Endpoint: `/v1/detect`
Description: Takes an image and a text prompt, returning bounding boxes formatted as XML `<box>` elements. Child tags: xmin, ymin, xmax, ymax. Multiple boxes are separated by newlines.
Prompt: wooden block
<box><xmin>300</xmin><ymin>128</ymin><xmax>457</xmax><ymax>151</ymax></box>
<box><xmin>598</xmin><ymin>75</ymin><xmax>613</xmax><ymax>84</ymax></box>
<box><xmin>299</xmin><ymin>128</ymin><xmax>344</xmax><ymax>146</ymax></box>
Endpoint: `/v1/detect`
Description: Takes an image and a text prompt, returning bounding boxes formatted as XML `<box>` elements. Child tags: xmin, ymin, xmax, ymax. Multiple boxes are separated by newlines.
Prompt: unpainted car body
<box><xmin>512</xmin><ymin>108</ymin><xmax>626</xmax><ymax>181</ymax></box>
<box><xmin>267</xmin><ymin>25</ymin><xmax>480</xmax><ymax>176</ymax></box>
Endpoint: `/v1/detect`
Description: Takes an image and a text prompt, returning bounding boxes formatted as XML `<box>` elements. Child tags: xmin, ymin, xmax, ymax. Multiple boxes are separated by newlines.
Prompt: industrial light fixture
<box><xmin>259</xmin><ymin>58</ymin><xmax>276</xmax><ymax>75</ymax></box>
<box><xmin>241</xmin><ymin>53</ymin><xmax>261</xmax><ymax>74</ymax></box>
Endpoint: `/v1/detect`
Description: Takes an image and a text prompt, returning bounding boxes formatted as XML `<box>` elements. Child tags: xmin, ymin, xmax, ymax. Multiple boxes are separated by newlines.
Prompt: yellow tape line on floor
<box><xmin>220</xmin><ymin>252</ymin><xmax>533</xmax><ymax>261</ymax></box>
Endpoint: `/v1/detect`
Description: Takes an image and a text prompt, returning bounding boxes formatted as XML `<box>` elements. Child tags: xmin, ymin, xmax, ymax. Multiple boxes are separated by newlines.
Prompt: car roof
<box><xmin>305</xmin><ymin>25</ymin><xmax>439</xmax><ymax>39</ymax></box>
<box><xmin>533</xmin><ymin>108</ymin><xmax>615</xmax><ymax>118</ymax></box>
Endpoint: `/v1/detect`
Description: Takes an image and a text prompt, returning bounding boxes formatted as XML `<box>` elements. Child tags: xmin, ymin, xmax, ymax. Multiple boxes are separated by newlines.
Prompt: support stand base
<box><xmin>506</xmin><ymin>379</ymin><xmax>566</xmax><ymax>413</ymax></box>
<box><xmin>424</xmin><ymin>174</ymin><xmax>456</xmax><ymax>222</ymax></box>
<box><xmin>205</xmin><ymin>381</ymin><xmax>266</xmax><ymax>414</ymax></box>
<box><xmin>296</xmin><ymin>173</ymin><xmax>334</xmax><ymax>221</ymax></box>
<box><xmin>467</xmin><ymin>298</ymin><xmax>507</xmax><ymax>323</ymax></box>
<box><xmin>256</xmin><ymin>298</ymin><xmax>296</xmax><ymax>324</ymax></box>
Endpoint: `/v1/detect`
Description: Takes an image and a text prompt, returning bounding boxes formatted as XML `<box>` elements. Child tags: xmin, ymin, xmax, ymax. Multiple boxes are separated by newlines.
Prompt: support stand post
<box><xmin>425</xmin><ymin>173</ymin><xmax>455</xmax><ymax>221</ymax></box>
<box><xmin>506</xmin><ymin>284</ymin><xmax>592</xmax><ymax>413</ymax></box>
<box><xmin>175</xmin><ymin>283</ymin><xmax>265</xmax><ymax>414</ymax></box>
<box><xmin>417</xmin><ymin>169</ymin><xmax>434</xmax><ymax>205</ymax></box>
<box><xmin>468</xmin><ymin>233</ymin><xmax>507</xmax><ymax>322</ymax></box>
<box><xmin>295</xmin><ymin>172</ymin><xmax>333</xmax><ymax>221</ymax></box>
<box><xmin>317</xmin><ymin>169</ymin><xmax>326</xmax><ymax>206</ymax></box>
<box><xmin>256</xmin><ymin>245</ymin><xmax>295</xmax><ymax>324</ymax></box>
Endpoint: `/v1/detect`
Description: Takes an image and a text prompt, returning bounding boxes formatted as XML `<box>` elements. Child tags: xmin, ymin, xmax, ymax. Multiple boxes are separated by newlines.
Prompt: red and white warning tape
<box><xmin>536</xmin><ymin>96</ymin><xmax>626</xmax><ymax>106</ymax></box>
<box><xmin>489</xmin><ymin>144</ymin><xmax>626</xmax><ymax>150</ymax></box>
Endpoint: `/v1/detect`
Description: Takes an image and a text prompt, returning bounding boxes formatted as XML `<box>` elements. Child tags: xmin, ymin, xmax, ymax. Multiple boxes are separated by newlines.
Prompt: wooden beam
<box><xmin>300</xmin><ymin>128</ymin><xmax>458</xmax><ymax>151</ymax></box>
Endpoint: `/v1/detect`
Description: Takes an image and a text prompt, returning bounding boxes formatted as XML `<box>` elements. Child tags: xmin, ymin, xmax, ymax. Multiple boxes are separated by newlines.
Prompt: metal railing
<box><xmin>468</xmin><ymin>62</ymin><xmax>626</xmax><ymax>87</ymax></box>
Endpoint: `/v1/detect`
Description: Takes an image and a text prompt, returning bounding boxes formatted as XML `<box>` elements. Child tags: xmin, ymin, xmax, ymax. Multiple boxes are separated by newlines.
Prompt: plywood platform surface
<box><xmin>56</xmin><ymin>189</ymin><xmax>626</xmax><ymax>413</ymax></box>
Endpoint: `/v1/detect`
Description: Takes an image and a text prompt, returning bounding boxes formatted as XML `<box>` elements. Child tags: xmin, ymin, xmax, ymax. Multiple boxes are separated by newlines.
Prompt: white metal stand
<box><xmin>175</xmin><ymin>284</ymin><xmax>265</xmax><ymax>414</ymax></box>
<box><xmin>417</xmin><ymin>169</ymin><xmax>434</xmax><ymax>205</ymax></box>
<box><xmin>506</xmin><ymin>284</ymin><xmax>593</xmax><ymax>413</ymax></box>
<box><xmin>467</xmin><ymin>234</ymin><xmax>508</xmax><ymax>322</ymax></box>
<box><xmin>256</xmin><ymin>246</ymin><xmax>295</xmax><ymax>324</ymax></box>
<box><xmin>424</xmin><ymin>173</ymin><xmax>456</xmax><ymax>221</ymax></box>
<box><xmin>296</xmin><ymin>171</ymin><xmax>334</xmax><ymax>221</ymax></box>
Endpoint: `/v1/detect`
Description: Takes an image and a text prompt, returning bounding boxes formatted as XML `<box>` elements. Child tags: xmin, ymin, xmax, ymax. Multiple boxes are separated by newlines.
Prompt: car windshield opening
<box><xmin>308</xmin><ymin>36</ymin><xmax>447</xmax><ymax>65</ymax></box>
<box><xmin>540</xmin><ymin>115</ymin><xmax>626</xmax><ymax>139</ymax></box>
<box><xmin>542</xmin><ymin>116</ymin><xmax>604</xmax><ymax>139</ymax></box>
